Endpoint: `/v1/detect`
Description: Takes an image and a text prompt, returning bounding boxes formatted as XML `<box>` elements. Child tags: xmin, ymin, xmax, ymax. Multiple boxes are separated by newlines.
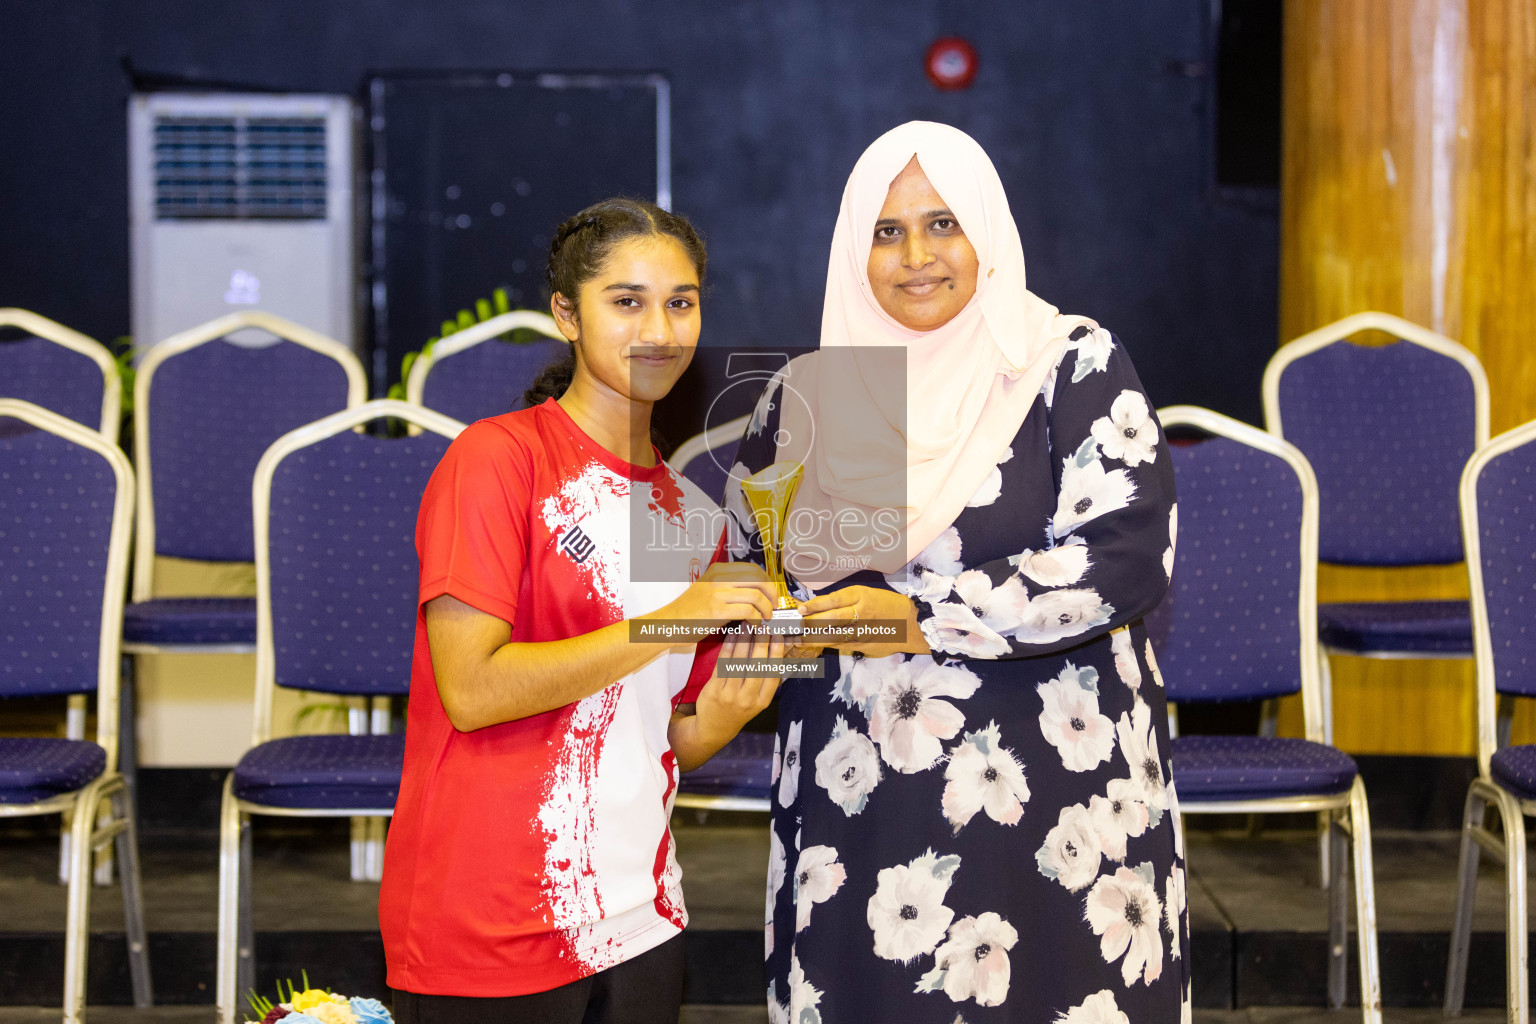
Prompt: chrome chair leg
<box><xmin>1495</xmin><ymin>786</ymin><xmax>1530</xmax><ymax>1024</ymax></box>
<box><xmin>238</xmin><ymin>814</ymin><xmax>255</xmax><ymax>1003</ymax></box>
<box><xmin>1445</xmin><ymin>785</ymin><xmax>1488</xmax><ymax>1017</ymax></box>
<box><xmin>59</xmin><ymin>695</ymin><xmax>88</xmax><ymax>887</ymax></box>
<box><xmin>216</xmin><ymin>775</ymin><xmax>242</xmax><ymax>1024</ymax></box>
<box><xmin>1349</xmin><ymin>777</ymin><xmax>1382</xmax><ymax>1024</ymax></box>
<box><xmin>112</xmin><ymin>787</ymin><xmax>153</xmax><ymax>1008</ymax></box>
<box><xmin>62</xmin><ymin>779</ymin><xmax>104</xmax><ymax>1024</ymax></box>
<box><xmin>1327</xmin><ymin>809</ymin><xmax>1349</xmax><ymax>1009</ymax></box>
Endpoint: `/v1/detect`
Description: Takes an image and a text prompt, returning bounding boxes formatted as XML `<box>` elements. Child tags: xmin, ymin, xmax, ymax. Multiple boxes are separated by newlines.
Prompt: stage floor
<box><xmin>0</xmin><ymin>1006</ymin><xmax>1514</xmax><ymax>1023</ymax></box>
<box><xmin>0</xmin><ymin>816</ymin><xmax>1525</xmax><ymax>1012</ymax></box>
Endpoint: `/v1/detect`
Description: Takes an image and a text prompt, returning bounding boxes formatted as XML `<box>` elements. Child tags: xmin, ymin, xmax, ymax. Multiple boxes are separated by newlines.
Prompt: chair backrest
<box><xmin>1462</xmin><ymin>419</ymin><xmax>1536</xmax><ymax>777</ymax></box>
<box><xmin>671</xmin><ymin>414</ymin><xmax>750</xmax><ymax>506</ymax></box>
<box><xmin>0</xmin><ymin>400</ymin><xmax>133</xmax><ymax>767</ymax></box>
<box><xmin>406</xmin><ymin>311</ymin><xmax>567</xmax><ymax>425</ymax></box>
<box><xmin>1146</xmin><ymin>406</ymin><xmax>1325</xmax><ymax>742</ymax></box>
<box><xmin>1263</xmin><ymin>311</ymin><xmax>1489</xmax><ymax>566</ymax></box>
<box><xmin>250</xmin><ymin>399</ymin><xmax>463</xmax><ymax>745</ymax></box>
<box><xmin>133</xmin><ymin>311</ymin><xmax>366</xmax><ymax>600</ymax></box>
<box><xmin>0</xmin><ymin>309</ymin><xmax>120</xmax><ymax>443</ymax></box>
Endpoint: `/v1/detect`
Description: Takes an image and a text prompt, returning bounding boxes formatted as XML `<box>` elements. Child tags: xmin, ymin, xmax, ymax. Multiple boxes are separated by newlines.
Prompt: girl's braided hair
<box><xmin>521</xmin><ymin>197</ymin><xmax>707</xmax><ymax>409</ymax></box>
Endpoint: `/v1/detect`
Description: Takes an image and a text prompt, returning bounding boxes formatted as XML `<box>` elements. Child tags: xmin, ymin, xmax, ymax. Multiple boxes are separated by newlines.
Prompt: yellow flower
<box><xmin>291</xmin><ymin>991</ymin><xmax>347</xmax><ymax>1014</ymax></box>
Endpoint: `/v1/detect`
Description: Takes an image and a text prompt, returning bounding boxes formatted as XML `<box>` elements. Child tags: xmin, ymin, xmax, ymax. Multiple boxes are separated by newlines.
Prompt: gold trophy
<box><xmin>739</xmin><ymin>462</ymin><xmax>805</xmax><ymax>634</ymax></box>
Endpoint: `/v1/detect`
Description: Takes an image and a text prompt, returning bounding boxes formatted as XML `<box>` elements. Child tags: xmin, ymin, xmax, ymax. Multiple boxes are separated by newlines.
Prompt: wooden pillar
<box><xmin>1278</xmin><ymin>0</ymin><xmax>1536</xmax><ymax>755</ymax></box>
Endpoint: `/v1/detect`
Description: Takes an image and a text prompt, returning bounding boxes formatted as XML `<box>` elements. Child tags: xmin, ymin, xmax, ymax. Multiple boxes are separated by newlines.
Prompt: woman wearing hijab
<box><xmin>726</xmin><ymin>122</ymin><xmax>1185</xmax><ymax>1022</ymax></box>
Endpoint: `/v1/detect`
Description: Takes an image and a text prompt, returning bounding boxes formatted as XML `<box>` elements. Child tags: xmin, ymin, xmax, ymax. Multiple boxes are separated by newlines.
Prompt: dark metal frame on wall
<box><xmin>364</xmin><ymin>70</ymin><xmax>671</xmax><ymax>396</ymax></box>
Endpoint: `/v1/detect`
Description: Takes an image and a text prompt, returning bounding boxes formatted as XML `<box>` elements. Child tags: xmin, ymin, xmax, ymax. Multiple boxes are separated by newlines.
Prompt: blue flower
<box><xmin>349</xmin><ymin>998</ymin><xmax>393</xmax><ymax>1024</ymax></box>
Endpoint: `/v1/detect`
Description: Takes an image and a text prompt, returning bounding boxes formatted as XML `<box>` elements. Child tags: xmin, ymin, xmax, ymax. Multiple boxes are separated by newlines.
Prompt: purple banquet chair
<box><xmin>1148</xmin><ymin>405</ymin><xmax>1381</xmax><ymax>1024</ymax></box>
<box><xmin>404</xmin><ymin>310</ymin><xmax>567</xmax><ymax>424</ymax></box>
<box><xmin>0</xmin><ymin>308</ymin><xmax>121</xmax><ymax>443</ymax></box>
<box><xmin>125</xmin><ymin>311</ymin><xmax>366</xmax><ymax>657</ymax></box>
<box><xmin>215</xmin><ymin>399</ymin><xmax>463</xmax><ymax>1022</ymax></box>
<box><xmin>1445</xmin><ymin>419</ymin><xmax>1536</xmax><ymax>1021</ymax></box>
<box><xmin>1</xmin><ymin>309</ymin><xmax>125</xmax><ymax>881</ymax></box>
<box><xmin>1263</xmin><ymin>312</ymin><xmax>1490</xmax><ymax>745</ymax></box>
<box><xmin>0</xmin><ymin>399</ymin><xmax>151</xmax><ymax>1022</ymax></box>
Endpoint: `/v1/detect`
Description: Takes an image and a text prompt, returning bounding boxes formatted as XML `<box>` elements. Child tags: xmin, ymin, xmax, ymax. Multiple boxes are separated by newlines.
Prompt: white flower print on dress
<box><xmin>869</xmin><ymin>658</ymin><xmax>981</xmax><ymax>772</ymax></box>
<box><xmin>1116</xmin><ymin>702</ymin><xmax>1168</xmax><ymax>815</ymax></box>
<box><xmin>1168</xmin><ymin>780</ymin><xmax>1184</xmax><ymax>858</ymax></box>
<box><xmin>1054</xmin><ymin>455</ymin><xmax>1138</xmax><ymax>539</ymax></box>
<box><xmin>915</xmin><ymin>911</ymin><xmax>1019</xmax><ymax>1007</ymax></box>
<box><xmin>1011</xmin><ymin>538</ymin><xmax>1090</xmax><ymax>587</ymax></box>
<box><xmin>1091</xmin><ymin>390</ymin><xmax>1159</xmax><ymax>467</ymax></box>
<box><xmin>1090</xmin><ymin>778</ymin><xmax>1151</xmax><ymax>862</ymax></box>
<box><xmin>1009</xmin><ymin>588</ymin><xmax>1114</xmax><ymax>645</ymax></box>
<box><xmin>1163</xmin><ymin>503</ymin><xmax>1178</xmax><ymax>580</ymax></box>
<box><xmin>1144</xmin><ymin>638</ymin><xmax>1165</xmax><ymax>688</ymax></box>
<box><xmin>768</xmin><ymin>828</ymin><xmax>787</xmax><ymax>902</ymax></box>
<box><xmin>767</xmin><ymin>980</ymin><xmax>789</xmax><ymax>1024</ymax></box>
<box><xmin>921</xmin><ymin>601</ymin><xmax>1013</xmax><ymax>658</ymax></box>
<box><xmin>788</xmin><ymin>949</ymin><xmax>824</xmax><ymax>1024</ymax></box>
<box><xmin>941</xmin><ymin>720</ymin><xmax>1031</xmax><ymax>833</ymax></box>
<box><xmin>746</xmin><ymin>380</ymin><xmax>780</xmax><ymax>437</ymax></box>
<box><xmin>1070</xmin><ymin>326</ymin><xmax>1117</xmax><ymax>381</ymax></box>
<box><xmin>814</xmin><ymin>716</ymin><xmax>882</xmax><ymax>815</ymax></box>
<box><xmin>914</xmin><ymin>525</ymin><xmax>964</xmax><ymax>576</ymax></box>
<box><xmin>1037</xmin><ymin>663</ymin><xmax>1116</xmax><ymax>772</ymax></box>
<box><xmin>771</xmin><ymin>732</ymin><xmax>781</xmax><ymax>786</ymax></box>
<box><xmin>965</xmin><ymin>447</ymin><xmax>1012</xmax><ymax>508</ymax></box>
<box><xmin>1165</xmin><ymin>865</ymin><xmax>1187</xmax><ymax>960</ymax></box>
<box><xmin>953</xmin><ymin>571</ymin><xmax>1031</xmax><ymax>634</ymax></box>
<box><xmin>845</xmin><ymin>653</ymin><xmax>900</xmax><ymax>711</ymax></box>
<box><xmin>1110</xmin><ymin>628</ymin><xmax>1142</xmax><ymax>693</ymax></box>
<box><xmin>1035</xmin><ymin>804</ymin><xmax>1103</xmax><ymax>892</ymax></box>
<box><xmin>767</xmin><ymin>830</ymin><xmax>785</xmax><ymax>960</ymax></box>
<box><xmin>1085</xmin><ymin>863</ymin><xmax>1165</xmax><ymax>986</ymax></box>
<box><xmin>778</xmin><ymin>721</ymin><xmax>803</xmax><ymax>808</ymax></box>
<box><xmin>793</xmin><ymin>845</ymin><xmax>847</xmax><ymax>932</ymax></box>
<box><xmin>1056</xmin><ymin>989</ymin><xmax>1130</xmax><ymax>1024</ymax></box>
<box><xmin>887</xmin><ymin>568</ymin><xmax>956</xmax><ymax>604</ymax></box>
<box><xmin>867</xmin><ymin>848</ymin><xmax>961</xmax><ymax>963</ymax></box>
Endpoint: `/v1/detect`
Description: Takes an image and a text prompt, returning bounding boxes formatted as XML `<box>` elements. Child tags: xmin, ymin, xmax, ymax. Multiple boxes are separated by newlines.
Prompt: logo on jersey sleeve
<box><xmin>559</xmin><ymin>523</ymin><xmax>597</xmax><ymax>564</ymax></box>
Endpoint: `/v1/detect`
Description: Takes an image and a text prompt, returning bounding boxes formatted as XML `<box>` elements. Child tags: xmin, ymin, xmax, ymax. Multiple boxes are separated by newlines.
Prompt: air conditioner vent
<box><xmin>153</xmin><ymin>115</ymin><xmax>328</xmax><ymax>220</ymax></box>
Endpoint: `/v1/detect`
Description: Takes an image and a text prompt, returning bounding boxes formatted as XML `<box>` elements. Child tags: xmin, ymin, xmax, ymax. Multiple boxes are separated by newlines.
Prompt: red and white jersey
<box><xmin>380</xmin><ymin>399</ymin><xmax>721</xmax><ymax>996</ymax></box>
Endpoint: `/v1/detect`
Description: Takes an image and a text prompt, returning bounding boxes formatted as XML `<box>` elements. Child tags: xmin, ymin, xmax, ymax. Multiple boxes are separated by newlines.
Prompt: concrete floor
<box><xmin>0</xmin><ymin>819</ymin><xmax>1526</xmax><ymax>1019</ymax></box>
<box><xmin>0</xmin><ymin>820</ymin><xmax>1516</xmax><ymax>935</ymax></box>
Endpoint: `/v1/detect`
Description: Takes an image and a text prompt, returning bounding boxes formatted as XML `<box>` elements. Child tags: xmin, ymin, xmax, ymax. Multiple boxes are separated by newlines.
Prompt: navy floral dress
<box><xmin>728</xmin><ymin>328</ymin><xmax>1187</xmax><ymax>1024</ymax></box>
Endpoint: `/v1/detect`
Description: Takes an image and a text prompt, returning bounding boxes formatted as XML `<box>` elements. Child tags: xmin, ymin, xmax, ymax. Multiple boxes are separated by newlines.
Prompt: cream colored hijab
<box><xmin>769</xmin><ymin>121</ymin><xmax>1096</xmax><ymax>586</ymax></box>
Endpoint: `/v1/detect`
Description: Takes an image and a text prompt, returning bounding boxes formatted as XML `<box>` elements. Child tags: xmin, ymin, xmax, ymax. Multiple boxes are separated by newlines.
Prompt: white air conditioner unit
<box><xmin>129</xmin><ymin>92</ymin><xmax>356</xmax><ymax>351</ymax></box>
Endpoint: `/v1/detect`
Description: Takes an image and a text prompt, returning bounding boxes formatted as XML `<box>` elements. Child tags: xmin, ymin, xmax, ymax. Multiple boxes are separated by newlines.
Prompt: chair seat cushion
<box><xmin>233</xmin><ymin>734</ymin><xmax>404</xmax><ymax>811</ymax></box>
<box><xmin>1171</xmin><ymin>735</ymin><xmax>1358</xmax><ymax>802</ymax></box>
<box><xmin>123</xmin><ymin>598</ymin><xmax>257</xmax><ymax>646</ymax></box>
<box><xmin>1490</xmin><ymin>746</ymin><xmax>1536</xmax><ymax>800</ymax></box>
<box><xmin>0</xmin><ymin>739</ymin><xmax>105</xmax><ymax>804</ymax></box>
<box><xmin>678</xmin><ymin>731</ymin><xmax>774</xmax><ymax>800</ymax></box>
<box><xmin>1317</xmin><ymin>600</ymin><xmax>1472</xmax><ymax>655</ymax></box>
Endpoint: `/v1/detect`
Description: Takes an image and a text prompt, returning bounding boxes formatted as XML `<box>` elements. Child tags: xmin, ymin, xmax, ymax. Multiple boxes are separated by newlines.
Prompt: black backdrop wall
<box><xmin>0</xmin><ymin>0</ymin><xmax>1278</xmax><ymax>425</ymax></box>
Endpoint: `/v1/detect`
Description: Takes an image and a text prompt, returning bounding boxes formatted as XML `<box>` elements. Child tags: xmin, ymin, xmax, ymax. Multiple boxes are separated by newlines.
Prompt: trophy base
<box><xmin>761</xmin><ymin>608</ymin><xmax>804</xmax><ymax>635</ymax></box>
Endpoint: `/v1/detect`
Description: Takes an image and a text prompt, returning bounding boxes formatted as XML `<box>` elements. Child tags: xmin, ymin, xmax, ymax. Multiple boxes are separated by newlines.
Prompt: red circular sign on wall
<box><xmin>926</xmin><ymin>37</ymin><xmax>979</xmax><ymax>91</ymax></box>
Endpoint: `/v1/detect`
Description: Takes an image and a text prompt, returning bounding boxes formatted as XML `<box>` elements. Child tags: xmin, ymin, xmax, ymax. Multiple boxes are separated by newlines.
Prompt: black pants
<box><xmin>392</xmin><ymin>933</ymin><xmax>685</xmax><ymax>1024</ymax></box>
